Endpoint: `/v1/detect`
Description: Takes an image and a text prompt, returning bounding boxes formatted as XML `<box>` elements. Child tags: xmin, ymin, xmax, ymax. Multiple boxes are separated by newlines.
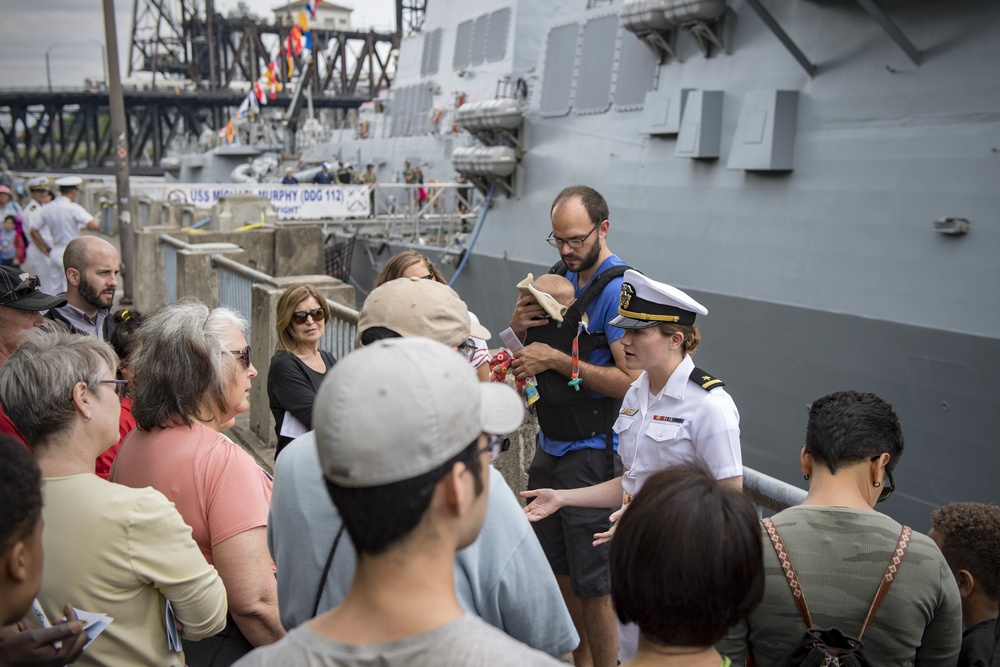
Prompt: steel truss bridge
<box><xmin>0</xmin><ymin>0</ymin><xmax>427</xmax><ymax>174</ymax></box>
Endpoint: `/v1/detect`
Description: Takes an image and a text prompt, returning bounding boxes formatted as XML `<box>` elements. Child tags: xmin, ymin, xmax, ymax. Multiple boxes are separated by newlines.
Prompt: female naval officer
<box><xmin>521</xmin><ymin>269</ymin><xmax>743</xmax><ymax>661</ymax></box>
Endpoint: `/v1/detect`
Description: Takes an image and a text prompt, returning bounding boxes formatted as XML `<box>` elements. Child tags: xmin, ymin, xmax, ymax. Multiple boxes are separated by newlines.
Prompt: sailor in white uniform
<box><xmin>610</xmin><ymin>270</ymin><xmax>742</xmax><ymax>505</ymax></box>
<box><xmin>33</xmin><ymin>176</ymin><xmax>98</xmax><ymax>294</ymax></box>
<box><xmin>21</xmin><ymin>178</ymin><xmax>54</xmax><ymax>285</ymax></box>
<box><xmin>521</xmin><ymin>269</ymin><xmax>743</xmax><ymax>662</ymax></box>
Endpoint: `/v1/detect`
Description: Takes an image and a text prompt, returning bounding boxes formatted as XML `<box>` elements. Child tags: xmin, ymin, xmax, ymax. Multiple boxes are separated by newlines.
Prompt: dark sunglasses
<box><xmin>100</xmin><ymin>379</ymin><xmax>129</xmax><ymax>403</ymax></box>
<box><xmin>474</xmin><ymin>434</ymin><xmax>511</xmax><ymax>463</ymax></box>
<box><xmin>292</xmin><ymin>308</ymin><xmax>326</xmax><ymax>325</ymax></box>
<box><xmin>455</xmin><ymin>337</ymin><xmax>477</xmax><ymax>362</ymax></box>
<box><xmin>227</xmin><ymin>345</ymin><xmax>252</xmax><ymax>369</ymax></box>
<box><xmin>871</xmin><ymin>455</ymin><xmax>895</xmax><ymax>503</ymax></box>
<box><xmin>0</xmin><ymin>274</ymin><xmax>39</xmax><ymax>301</ymax></box>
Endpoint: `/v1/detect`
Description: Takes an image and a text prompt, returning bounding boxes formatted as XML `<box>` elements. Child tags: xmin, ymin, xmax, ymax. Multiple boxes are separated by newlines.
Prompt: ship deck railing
<box><xmin>322</xmin><ymin>182</ymin><xmax>484</xmax><ymax>249</ymax></box>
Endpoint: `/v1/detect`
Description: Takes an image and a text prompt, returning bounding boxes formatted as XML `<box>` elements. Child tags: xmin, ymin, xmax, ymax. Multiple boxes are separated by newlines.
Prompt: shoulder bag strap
<box><xmin>761</xmin><ymin>517</ymin><xmax>814</xmax><ymax>628</ymax></box>
<box><xmin>311</xmin><ymin>524</ymin><xmax>346</xmax><ymax>618</ymax></box>
<box><xmin>857</xmin><ymin>525</ymin><xmax>912</xmax><ymax>640</ymax></box>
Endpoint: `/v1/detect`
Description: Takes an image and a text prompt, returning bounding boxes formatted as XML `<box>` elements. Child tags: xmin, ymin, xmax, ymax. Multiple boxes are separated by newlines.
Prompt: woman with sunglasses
<box><xmin>112</xmin><ymin>298</ymin><xmax>285</xmax><ymax>665</ymax></box>
<box><xmin>719</xmin><ymin>390</ymin><xmax>961</xmax><ymax>666</ymax></box>
<box><xmin>0</xmin><ymin>329</ymin><xmax>228</xmax><ymax>667</ymax></box>
<box><xmin>268</xmin><ymin>284</ymin><xmax>335</xmax><ymax>457</ymax></box>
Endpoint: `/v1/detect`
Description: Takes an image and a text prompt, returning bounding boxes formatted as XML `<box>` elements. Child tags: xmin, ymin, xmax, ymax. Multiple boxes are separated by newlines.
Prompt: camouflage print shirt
<box><xmin>718</xmin><ymin>505</ymin><xmax>961</xmax><ymax>667</ymax></box>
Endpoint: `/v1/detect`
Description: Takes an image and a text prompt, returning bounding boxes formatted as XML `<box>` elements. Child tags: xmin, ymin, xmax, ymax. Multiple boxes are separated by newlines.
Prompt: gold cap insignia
<box><xmin>620</xmin><ymin>282</ymin><xmax>635</xmax><ymax>310</ymax></box>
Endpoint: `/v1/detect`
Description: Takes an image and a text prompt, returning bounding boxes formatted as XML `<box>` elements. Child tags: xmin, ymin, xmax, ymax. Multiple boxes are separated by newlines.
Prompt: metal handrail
<box><xmin>210</xmin><ymin>253</ymin><xmax>278</xmax><ymax>286</ymax></box>
<box><xmin>158</xmin><ymin>233</ymin><xmax>195</xmax><ymax>250</ymax></box>
<box><xmin>743</xmin><ymin>467</ymin><xmax>807</xmax><ymax>512</ymax></box>
<box><xmin>325</xmin><ymin>299</ymin><xmax>359</xmax><ymax>325</ymax></box>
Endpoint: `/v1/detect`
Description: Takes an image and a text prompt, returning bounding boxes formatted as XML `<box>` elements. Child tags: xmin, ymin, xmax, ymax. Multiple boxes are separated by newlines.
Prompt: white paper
<box><xmin>72</xmin><ymin>608</ymin><xmax>113</xmax><ymax>650</ymax></box>
<box><xmin>165</xmin><ymin>601</ymin><xmax>182</xmax><ymax>652</ymax></box>
<box><xmin>279</xmin><ymin>411</ymin><xmax>308</xmax><ymax>439</ymax></box>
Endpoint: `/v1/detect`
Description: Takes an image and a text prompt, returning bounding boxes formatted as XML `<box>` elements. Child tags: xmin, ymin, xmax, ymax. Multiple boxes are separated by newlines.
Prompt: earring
<box><xmin>83</xmin><ymin>413</ymin><xmax>92</xmax><ymax>423</ymax></box>
<box><xmin>873</xmin><ymin>480</ymin><xmax>881</xmax><ymax>488</ymax></box>
<box><xmin>803</xmin><ymin>474</ymin><xmax>810</xmax><ymax>481</ymax></box>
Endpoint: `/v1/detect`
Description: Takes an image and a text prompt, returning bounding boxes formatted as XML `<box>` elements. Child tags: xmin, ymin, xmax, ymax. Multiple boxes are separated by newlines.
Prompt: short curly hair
<box><xmin>931</xmin><ymin>502</ymin><xmax>1000</xmax><ymax>601</ymax></box>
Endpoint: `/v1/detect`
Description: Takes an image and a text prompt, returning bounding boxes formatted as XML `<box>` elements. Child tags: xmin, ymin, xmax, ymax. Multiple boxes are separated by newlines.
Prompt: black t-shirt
<box><xmin>960</xmin><ymin>618</ymin><xmax>997</xmax><ymax>667</ymax></box>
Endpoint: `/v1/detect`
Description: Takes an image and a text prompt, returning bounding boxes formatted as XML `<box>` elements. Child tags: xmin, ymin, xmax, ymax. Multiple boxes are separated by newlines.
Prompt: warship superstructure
<box><xmin>176</xmin><ymin>0</ymin><xmax>1000</xmax><ymax>529</ymax></box>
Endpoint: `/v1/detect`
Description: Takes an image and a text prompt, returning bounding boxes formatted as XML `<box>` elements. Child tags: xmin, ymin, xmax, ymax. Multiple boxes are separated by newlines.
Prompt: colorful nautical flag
<box><xmin>307</xmin><ymin>0</ymin><xmax>321</xmax><ymax>19</ymax></box>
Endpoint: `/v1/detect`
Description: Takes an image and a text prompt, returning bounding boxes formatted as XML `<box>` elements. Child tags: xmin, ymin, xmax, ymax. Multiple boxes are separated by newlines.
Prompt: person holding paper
<box><xmin>0</xmin><ymin>331</ymin><xmax>228</xmax><ymax>667</ymax></box>
<box><xmin>267</xmin><ymin>284</ymin><xmax>336</xmax><ymax>458</ymax></box>
<box><xmin>112</xmin><ymin>299</ymin><xmax>284</xmax><ymax>664</ymax></box>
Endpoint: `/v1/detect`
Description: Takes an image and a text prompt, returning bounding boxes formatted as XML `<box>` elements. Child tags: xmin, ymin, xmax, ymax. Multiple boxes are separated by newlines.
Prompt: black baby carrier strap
<box><xmin>529</xmin><ymin>261</ymin><xmax>629</xmax><ymax>480</ymax></box>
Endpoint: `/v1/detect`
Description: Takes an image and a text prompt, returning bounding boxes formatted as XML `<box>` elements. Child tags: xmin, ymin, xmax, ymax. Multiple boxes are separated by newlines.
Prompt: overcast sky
<box><xmin>0</xmin><ymin>0</ymin><xmax>396</xmax><ymax>89</ymax></box>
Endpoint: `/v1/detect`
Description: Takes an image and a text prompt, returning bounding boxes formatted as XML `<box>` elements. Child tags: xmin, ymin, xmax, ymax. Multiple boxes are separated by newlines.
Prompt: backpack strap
<box><xmin>858</xmin><ymin>525</ymin><xmax>911</xmax><ymax>640</ymax></box>
<box><xmin>761</xmin><ymin>517</ymin><xmax>814</xmax><ymax>628</ymax></box>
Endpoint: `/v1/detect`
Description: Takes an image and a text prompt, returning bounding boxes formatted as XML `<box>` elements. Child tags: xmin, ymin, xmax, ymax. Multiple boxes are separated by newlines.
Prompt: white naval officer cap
<box><xmin>54</xmin><ymin>176</ymin><xmax>83</xmax><ymax>187</ymax></box>
<box><xmin>27</xmin><ymin>177</ymin><xmax>50</xmax><ymax>191</ymax></box>
<box><xmin>609</xmin><ymin>269</ymin><xmax>707</xmax><ymax>329</ymax></box>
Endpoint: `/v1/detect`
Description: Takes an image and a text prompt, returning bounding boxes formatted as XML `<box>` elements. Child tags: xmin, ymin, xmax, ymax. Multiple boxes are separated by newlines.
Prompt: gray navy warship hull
<box><xmin>182</xmin><ymin>0</ymin><xmax>1000</xmax><ymax>529</ymax></box>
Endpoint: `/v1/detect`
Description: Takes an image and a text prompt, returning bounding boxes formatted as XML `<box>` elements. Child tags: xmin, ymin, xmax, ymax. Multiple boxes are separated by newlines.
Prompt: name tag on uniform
<box><xmin>652</xmin><ymin>415</ymin><xmax>684</xmax><ymax>423</ymax></box>
<box><xmin>620</xmin><ymin>407</ymin><xmax>639</xmax><ymax>416</ymax></box>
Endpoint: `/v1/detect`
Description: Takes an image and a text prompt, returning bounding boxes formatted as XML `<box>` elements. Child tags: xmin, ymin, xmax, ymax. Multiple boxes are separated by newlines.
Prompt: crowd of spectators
<box><xmin>0</xmin><ymin>183</ymin><xmax>997</xmax><ymax>667</ymax></box>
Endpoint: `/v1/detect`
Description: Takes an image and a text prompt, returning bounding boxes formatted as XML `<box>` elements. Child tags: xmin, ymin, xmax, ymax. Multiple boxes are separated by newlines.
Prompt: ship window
<box><xmin>470</xmin><ymin>14</ymin><xmax>490</xmax><ymax>66</ymax></box>
<box><xmin>485</xmin><ymin>8</ymin><xmax>510</xmax><ymax>62</ymax></box>
<box><xmin>574</xmin><ymin>15</ymin><xmax>618</xmax><ymax>114</ymax></box>
<box><xmin>540</xmin><ymin>23</ymin><xmax>580</xmax><ymax>118</ymax></box>
<box><xmin>421</xmin><ymin>28</ymin><xmax>442</xmax><ymax>76</ymax></box>
<box><xmin>454</xmin><ymin>20</ymin><xmax>473</xmax><ymax>69</ymax></box>
<box><xmin>613</xmin><ymin>26</ymin><xmax>659</xmax><ymax>110</ymax></box>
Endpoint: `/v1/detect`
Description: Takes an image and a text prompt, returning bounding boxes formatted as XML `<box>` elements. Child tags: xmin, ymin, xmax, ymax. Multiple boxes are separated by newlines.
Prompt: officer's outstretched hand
<box><xmin>592</xmin><ymin>505</ymin><xmax>627</xmax><ymax>547</ymax></box>
<box><xmin>520</xmin><ymin>488</ymin><xmax>563</xmax><ymax>522</ymax></box>
<box><xmin>0</xmin><ymin>606</ymin><xmax>87</xmax><ymax>667</ymax></box>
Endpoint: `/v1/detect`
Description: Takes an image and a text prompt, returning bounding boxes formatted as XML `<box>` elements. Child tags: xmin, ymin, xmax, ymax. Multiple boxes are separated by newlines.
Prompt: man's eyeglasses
<box><xmin>227</xmin><ymin>345</ymin><xmax>252</xmax><ymax>369</ymax></box>
<box><xmin>0</xmin><ymin>274</ymin><xmax>39</xmax><ymax>301</ymax></box>
<box><xmin>292</xmin><ymin>308</ymin><xmax>326</xmax><ymax>325</ymax></box>
<box><xmin>474</xmin><ymin>434</ymin><xmax>511</xmax><ymax>463</ymax></box>
<box><xmin>100</xmin><ymin>379</ymin><xmax>129</xmax><ymax>403</ymax></box>
<box><xmin>546</xmin><ymin>223</ymin><xmax>600</xmax><ymax>250</ymax></box>
<box><xmin>871</xmin><ymin>455</ymin><xmax>895</xmax><ymax>503</ymax></box>
<box><xmin>456</xmin><ymin>338</ymin><xmax>477</xmax><ymax>362</ymax></box>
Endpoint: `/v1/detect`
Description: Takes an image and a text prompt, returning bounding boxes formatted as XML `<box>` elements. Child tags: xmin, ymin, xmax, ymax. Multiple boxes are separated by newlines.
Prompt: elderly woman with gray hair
<box><xmin>111</xmin><ymin>298</ymin><xmax>285</xmax><ymax>665</ymax></box>
<box><xmin>0</xmin><ymin>329</ymin><xmax>228</xmax><ymax>666</ymax></box>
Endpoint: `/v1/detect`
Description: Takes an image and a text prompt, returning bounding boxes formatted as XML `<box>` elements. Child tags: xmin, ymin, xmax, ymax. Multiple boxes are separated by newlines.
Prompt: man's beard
<box><xmin>79</xmin><ymin>275</ymin><xmax>114</xmax><ymax>310</ymax></box>
<box><xmin>565</xmin><ymin>238</ymin><xmax>602</xmax><ymax>274</ymax></box>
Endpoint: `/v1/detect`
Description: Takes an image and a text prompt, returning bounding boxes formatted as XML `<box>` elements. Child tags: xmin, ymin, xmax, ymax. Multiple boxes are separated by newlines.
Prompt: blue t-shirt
<box><xmin>539</xmin><ymin>254</ymin><xmax>627</xmax><ymax>457</ymax></box>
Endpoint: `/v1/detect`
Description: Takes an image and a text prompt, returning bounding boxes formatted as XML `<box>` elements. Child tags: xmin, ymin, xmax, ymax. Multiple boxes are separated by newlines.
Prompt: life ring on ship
<box><xmin>358</xmin><ymin>120</ymin><xmax>369</xmax><ymax>139</ymax></box>
<box><xmin>432</xmin><ymin>108</ymin><xmax>442</xmax><ymax>125</ymax></box>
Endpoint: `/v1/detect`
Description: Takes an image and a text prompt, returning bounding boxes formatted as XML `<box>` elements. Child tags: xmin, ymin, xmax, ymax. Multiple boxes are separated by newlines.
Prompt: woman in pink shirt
<box><xmin>112</xmin><ymin>298</ymin><xmax>284</xmax><ymax>665</ymax></box>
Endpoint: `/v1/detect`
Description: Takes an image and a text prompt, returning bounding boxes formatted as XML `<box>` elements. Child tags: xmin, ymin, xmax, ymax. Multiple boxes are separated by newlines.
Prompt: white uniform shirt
<box><xmin>21</xmin><ymin>200</ymin><xmax>50</xmax><ymax>240</ymax></box>
<box><xmin>615</xmin><ymin>353</ymin><xmax>742</xmax><ymax>498</ymax></box>
<box><xmin>38</xmin><ymin>195</ymin><xmax>92</xmax><ymax>248</ymax></box>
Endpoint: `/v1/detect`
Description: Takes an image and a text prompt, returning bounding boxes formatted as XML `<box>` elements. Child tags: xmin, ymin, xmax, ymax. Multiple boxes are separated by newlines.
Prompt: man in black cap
<box><xmin>0</xmin><ymin>266</ymin><xmax>66</xmax><ymax>442</ymax></box>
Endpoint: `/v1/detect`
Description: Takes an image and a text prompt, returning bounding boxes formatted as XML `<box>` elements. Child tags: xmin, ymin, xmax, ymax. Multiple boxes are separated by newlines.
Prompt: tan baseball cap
<box><xmin>314</xmin><ymin>337</ymin><xmax>523</xmax><ymax>487</ymax></box>
<box><xmin>356</xmin><ymin>277</ymin><xmax>490</xmax><ymax>346</ymax></box>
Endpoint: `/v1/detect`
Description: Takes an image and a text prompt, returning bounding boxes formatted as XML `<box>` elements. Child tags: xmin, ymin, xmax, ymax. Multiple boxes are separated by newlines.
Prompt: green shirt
<box><xmin>718</xmin><ymin>505</ymin><xmax>961</xmax><ymax>667</ymax></box>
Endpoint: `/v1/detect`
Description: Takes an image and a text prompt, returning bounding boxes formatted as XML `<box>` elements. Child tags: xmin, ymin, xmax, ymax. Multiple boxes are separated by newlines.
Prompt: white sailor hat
<box><xmin>54</xmin><ymin>176</ymin><xmax>83</xmax><ymax>187</ymax></box>
<box><xmin>27</xmin><ymin>177</ymin><xmax>50</xmax><ymax>191</ymax></box>
<box><xmin>609</xmin><ymin>269</ymin><xmax>707</xmax><ymax>329</ymax></box>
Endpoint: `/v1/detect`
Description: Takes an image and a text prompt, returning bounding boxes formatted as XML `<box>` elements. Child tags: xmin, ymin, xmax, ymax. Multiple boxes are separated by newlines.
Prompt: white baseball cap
<box><xmin>313</xmin><ymin>337</ymin><xmax>524</xmax><ymax>487</ymax></box>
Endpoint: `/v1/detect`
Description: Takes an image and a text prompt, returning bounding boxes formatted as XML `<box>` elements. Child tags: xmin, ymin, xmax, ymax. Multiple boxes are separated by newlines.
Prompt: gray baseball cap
<box><xmin>313</xmin><ymin>337</ymin><xmax>523</xmax><ymax>488</ymax></box>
